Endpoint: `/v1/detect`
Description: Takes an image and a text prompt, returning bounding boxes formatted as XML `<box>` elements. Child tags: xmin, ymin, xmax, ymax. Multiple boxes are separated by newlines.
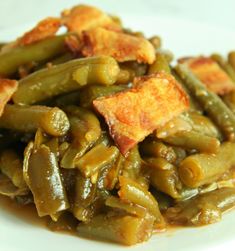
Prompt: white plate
<box><xmin>1</xmin><ymin>14</ymin><xmax>235</xmax><ymax>251</ymax></box>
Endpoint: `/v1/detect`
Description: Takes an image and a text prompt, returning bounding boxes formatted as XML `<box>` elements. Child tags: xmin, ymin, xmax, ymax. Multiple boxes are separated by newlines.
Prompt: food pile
<box><xmin>0</xmin><ymin>4</ymin><xmax>235</xmax><ymax>246</ymax></box>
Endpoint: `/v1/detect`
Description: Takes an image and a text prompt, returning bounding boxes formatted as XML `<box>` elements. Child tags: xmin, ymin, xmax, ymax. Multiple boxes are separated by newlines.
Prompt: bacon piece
<box><xmin>82</xmin><ymin>27</ymin><xmax>156</xmax><ymax>64</ymax></box>
<box><xmin>180</xmin><ymin>57</ymin><xmax>235</xmax><ymax>95</ymax></box>
<box><xmin>0</xmin><ymin>79</ymin><xmax>18</xmax><ymax>116</ymax></box>
<box><xmin>61</xmin><ymin>5</ymin><xmax>121</xmax><ymax>34</ymax></box>
<box><xmin>18</xmin><ymin>17</ymin><xmax>61</xmax><ymax>46</ymax></box>
<box><xmin>93</xmin><ymin>73</ymin><xmax>189</xmax><ymax>155</ymax></box>
<box><xmin>1</xmin><ymin>17</ymin><xmax>61</xmax><ymax>53</ymax></box>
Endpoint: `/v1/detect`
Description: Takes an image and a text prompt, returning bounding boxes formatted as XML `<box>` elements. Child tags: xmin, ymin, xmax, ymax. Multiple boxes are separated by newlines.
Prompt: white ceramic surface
<box><xmin>0</xmin><ymin>15</ymin><xmax>235</xmax><ymax>251</ymax></box>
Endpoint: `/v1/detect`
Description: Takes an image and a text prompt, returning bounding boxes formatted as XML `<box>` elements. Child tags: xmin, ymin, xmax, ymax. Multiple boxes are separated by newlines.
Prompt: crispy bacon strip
<box><xmin>0</xmin><ymin>79</ymin><xmax>18</xmax><ymax>116</ymax></box>
<box><xmin>180</xmin><ymin>57</ymin><xmax>235</xmax><ymax>95</ymax></box>
<box><xmin>18</xmin><ymin>17</ymin><xmax>61</xmax><ymax>46</ymax></box>
<box><xmin>1</xmin><ymin>17</ymin><xmax>61</xmax><ymax>53</ymax></box>
<box><xmin>61</xmin><ymin>4</ymin><xmax>121</xmax><ymax>34</ymax></box>
<box><xmin>93</xmin><ymin>73</ymin><xmax>189</xmax><ymax>154</ymax></box>
<box><xmin>82</xmin><ymin>27</ymin><xmax>156</xmax><ymax>64</ymax></box>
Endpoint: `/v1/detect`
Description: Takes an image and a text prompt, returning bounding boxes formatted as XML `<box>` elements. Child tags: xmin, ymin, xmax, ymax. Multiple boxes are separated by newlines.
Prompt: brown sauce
<box><xmin>0</xmin><ymin>194</ymin><xmax>47</xmax><ymax>227</ymax></box>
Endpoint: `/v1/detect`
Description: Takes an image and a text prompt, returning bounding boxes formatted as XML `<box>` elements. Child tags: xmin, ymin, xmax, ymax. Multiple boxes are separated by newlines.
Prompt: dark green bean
<box><xmin>0</xmin><ymin>104</ymin><xmax>70</xmax><ymax>136</ymax></box>
<box><xmin>175</xmin><ymin>64</ymin><xmax>235</xmax><ymax>141</ymax></box>
<box><xmin>13</xmin><ymin>56</ymin><xmax>120</xmax><ymax>105</ymax></box>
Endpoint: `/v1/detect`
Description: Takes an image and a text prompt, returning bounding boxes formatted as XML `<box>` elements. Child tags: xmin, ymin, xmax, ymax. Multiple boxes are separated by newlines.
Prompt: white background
<box><xmin>0</xmin><ymin>0</ymin><xmax>235</xmax><ymax>30</ymax></box>
<box><xmin>0</xmin><ymin>1</ymin><xmax>235</xmax><ymax>251</ymax></box>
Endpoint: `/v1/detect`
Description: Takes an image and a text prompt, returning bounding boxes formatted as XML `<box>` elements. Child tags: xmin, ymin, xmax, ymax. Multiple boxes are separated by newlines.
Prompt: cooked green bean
<box><xmin>105</xmin><ymin>154</ymin><xmax>124</xmax><ymax>190</ymax></box>
<box><xmin>23</xmin><ymin>142</ymin><xmax>69</xmax><ymax>217</ymax></box>
<box><xmin>149</xmin><ymin>36</ymin><xmax>162</xmax><ymax>49</ymax></box>
<box><xmin>0</xmin><ymin>150</ymin><xmax>26</xmax><ymax>189</ymax></box>
<box><xmin>162</xmin><ymin>130</ymin><xmax>220</xmax><ymax>153</ymax></box>
<box><xmin>146</xmin><ymin>157</ymin><xmax>181</xmax><ymax>198</ymax></box>
<box><xmin>148</xmin><ymin>52</ymin><xmax>171</xmax><ymax>74</ymax></box>
<box><xmin>0</xmin><ymin>35</ymin><xmax>67</xmax><ymax>77</ymax></box>
<box><xmin>140</xmin><ymin>139</ymin><xmax>177</xmax><ymax>163</ymax></box>
<box><xmin>118</xmin><ymin>176</ymin><xmax>164</xmax><ymax>225</ymax></box>
<box><xmin>228</xmin><ymin>51</ymin><xmax>235</xmax><ymax>71</ymax></box>
<box><xmin>223</xmin><ymin>90</ymin><xmax>235</xmax><ymax>113</ymax></box>
<box><xmin>79</xmin><ymin>85</ymin><xmax>127</xmax><ymax>108</ymax></box>
<box><xmin>211</xmin><ymin>53</ymin><xmax>235</xmax><ymax>82</ymax></box>
<box><xmin>0</xmin><ymin>104</ymin><xmax>70</xmax><ymax>136</ymax></box>
<box><xmin>186</xmin><ymin>112</ymin><xmax>221</xmax><ymax>138</ymax></box>
<box><xmin>166</xmin><ymin>187</ymin><xmax>235</xmax><ymax>226</ymax></box>
<box><xmin>61</xmin><ymin>106</ymin><xmax>101</xmax><ymax>169</ymax></box>
<box><xmin>72</xmin><ymin>171</ymin><xmax>97</xmax><ymax>221</ymax></box>
<box><xmin>75</xmin><ymin>143</ymin><xmax>119</xmax><ymax>177</ymax></box>
<box><xmin>13</xmin><ymin>56</ymin><xmax>120</xmax><ymax>105</ymax></box>
<box><xmin>179</xmin><ymin>142</ymin><xmax>235</xmax><ymax>188</ymax></box>
<box><xmin>105</xmin><ymin>196</ymin><xmax>147</xmax><ymax>217</ymax></box>
<box><xmin>175</xmin><ymin>64</ymin><xmax>235</xmax><ymax>141</ymax></box>
<box><xmin>77</xmin><ymin>213</ymin><xmax>155</xmax><ymax>245</ymax></box>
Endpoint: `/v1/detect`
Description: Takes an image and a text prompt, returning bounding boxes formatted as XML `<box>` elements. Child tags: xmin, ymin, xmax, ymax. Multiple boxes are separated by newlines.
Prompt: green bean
<box><xmin>156</xmin><ymin>49</ymin><xmax>174</xmax><ymax>63</ymax></box>
<box><xmin>223</xmin><ymin>90</ymin><xmax>235</xmax><ymax>113</ymax></box>
<box><xmin>77</xmin><ymin>213</ymin><xmax>155</xmax><ymax>245</ymax></box>
<box><xmin>23</xmin><ymin>142</ymin><xmax>69</xmax><ymax>217</ymax></box>
<box><xmin>228</xmin><ymin>51</ymin><xmax>235</xmax><ymax>71</ymax></box>
<box><xmin>148</xmin><ymin>52</ymin><xmax>171</xmax><ymax>74</ymax></box>
<box><xmin>118</xmin><ymin>176</ymin><xmax>164</xmax><ymax>226</ymax></box>
<box><xmin>0</xmin><ymin>150</ymin><xmax>26</xmax><ymax>189</ymax></box>
<box><xmin>75</xmin><ymin>143</ymin><xmax>119</xmax><ymax>177</ymax></box>
<box><xmin>105</xmin><ymin>154</ymin><xmax>124</xmax><ymax>190</ymax></box>
<box><xmin>79</xmin><ymin>85</ymin><xmax>127</xmax><ymax>108</ymax></box>
<box><xmin>72</xmin><ymin>171</ymin><xmax>97</xmax><ymax>221</ymax></box>
<box><xmin>166</xmin><ymin>187</ymin><xmax>235</xmax><ymax>226</ymax></box>
<box><xmin>148</xmin><ymin>36</ymin><xmax>162</xmax><ymax>49</ymax></box>
<box><xmin>0</xmin><ymin>104</ymin><xmax>70</xmax><ymax>137</ymax></box>
<box><xmin>175</xmin><ymin>64</ymin><xmax>235</xmax><ymax>141</ymax></box>
<box><xmin>115</xmin><ymin>69</ymin><xmax>132</xmax><ymax>85</ymax></box>
<box><xmin>0</xmin><ymin>173</ymin><xmax>28</xmax><ymax>197</ymax></box>
<box><xmin>105</xmin><ymin>196</ymin><xmax>147</xmax><ymax>217</ymax></box>
<box><xmin>162</xmin><ymin>131</ymin><xmax>220</xmax><ymax>154</ymax></box>
<box><xmin>211</xmin><ymin>53</ymin><xmax>235</xmax><ymax>82</ymax></box>
<box><xmin>13</xmin><ymin>56</ymin><xmax>120</xmax><ymax>105</ymax></box>
<box><xmin>0</xmin><ymin>35</ymin><xmax>67</xmax><ymax>77</ymax></box>
<box><xmin>146</xmin><ymin>157</ymin><xmax>182</xmax><ymax>198</ymax></box>
<box><xmin>61</xmin><ymin>106</ymin><xmax>101</xmax><ymax>169</ymax></box>
<box><xmin>186</xmin><ymin>112</ymin><xmax>221</xmax><ymax>139</ymax></box>
<box><xmin>179</xmin><ymin>142</ymin><xmax>235</xmax><ymax>188</ymax></box>
<box><xmin>140</xmin><ymin>139</ymin><xmax>177</xmax><ymax>163</ymax></box>
<box><xmin>122</xmin><ymin>146</ymin><xmax>149</xmax><ymax>189</ymax></box>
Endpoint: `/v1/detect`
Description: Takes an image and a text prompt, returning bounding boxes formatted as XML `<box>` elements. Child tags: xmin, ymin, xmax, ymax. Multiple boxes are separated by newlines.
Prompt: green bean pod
<box><xmin>13</xmin><ymin>56</ymin><xmax>120</xmax><ymax>105</ymax></box>
<box><xmin>162</xmin><ymin>130</ymin><xmax>220</xmax><ymax>154</ymax></box>
<box><xmin>211</xmin><ymin>53</ymin><xmax>235</xmax><ymax>82</ymax></box>
<box><xmin>228</xmin><ymin>51</ymin><xmax>235</xmax><ymax>71</ymax></box>
<box><xmin>146</xmin><ymin>157</ymin><xmax>182</xmax><ymax>198</ymax></box>
<box><xmin>0</xmin><ymin>35</ymin><xmax>67</xmax><ymax>77</ymax></box>
<box><xmin>77</xmin><ymin>213</ymin><xmax>155</xmax><ymax>245</ymax></box>
<box><xmin>23</xmin><ymin>142</ymin><xmax>69</xmax><ymax>217</ymax></box>
<box><xmin>166</xmin><ymin>187</ymin><xmax>235</xmax><ymax>226</ymax></box>
<box><xmin>79</xmin><ymin>85</ymin><xmax>127</xmax><ymax>108</ymax></box>
<box><xmin>175</xmin><ymin>64</ymin><xmax>235</xmax><ymax>141</ymax></box>
<box><xmin>140</xmin><ymin>139</ymin><xmax>177</xmax><ymax>163</ymax></box>
<box><xmin>0</xmin><ymin>104</ymin><xmax>70</xmax><ymax>136</ymax></box>
<box><xmin>179</xmin><ymin>142</ymin><xmax>235</xmax><ymax>188</ymax></box>
<box><xmin>75</xmin><ymin>143</ymin><xmax>119</xmax><ymax>178</ymax></box>
<box><xmin>148</xmin><ymin>52</ymin><xmax>171</xmax><ymax>74</ymax></box>
<box><xmin>118</xmin><ymin>176</ymin><xmax>164</xmax><ymax>226</ymax></box>
<box><xmin>61</xmin><ymin>106</ymin><xmax>101</xmax><ymax>169</ymax></box>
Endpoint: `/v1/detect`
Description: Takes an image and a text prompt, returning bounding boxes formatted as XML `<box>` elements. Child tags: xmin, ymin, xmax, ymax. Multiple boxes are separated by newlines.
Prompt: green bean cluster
<box><xmin>1</xmin><ymin>4</ymin><xmax>235</xmax><ymax>247</ymax></box>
